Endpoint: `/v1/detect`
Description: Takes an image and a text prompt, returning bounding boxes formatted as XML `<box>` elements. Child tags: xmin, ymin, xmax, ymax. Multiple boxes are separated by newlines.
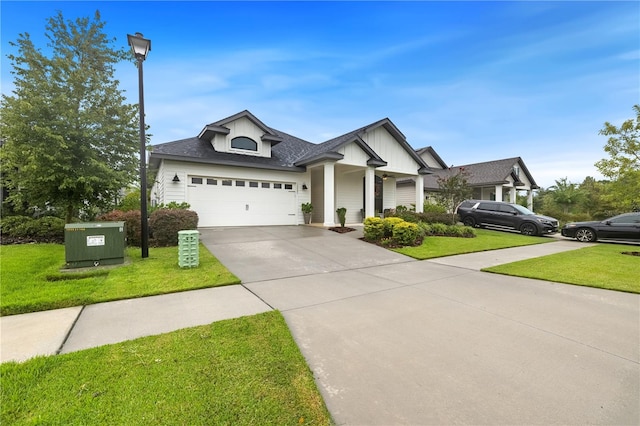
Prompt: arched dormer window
<box><xmin>231</xmin><ymin>136</ymin><xmax>257</xmax><ymax>151</ymax></box>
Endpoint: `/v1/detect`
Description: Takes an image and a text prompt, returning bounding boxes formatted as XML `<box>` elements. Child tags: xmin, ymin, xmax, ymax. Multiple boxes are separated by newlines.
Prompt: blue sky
<box><xmin>2</xmin><ymin>1</ymin><xmax>639</xmax><ymax>188</ymax></box>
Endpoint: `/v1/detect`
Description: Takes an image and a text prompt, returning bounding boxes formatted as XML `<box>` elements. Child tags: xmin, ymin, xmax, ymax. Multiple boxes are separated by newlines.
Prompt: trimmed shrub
<box><xmin>417</xmin><ymin>221</ymin><xmax>432</xmax><ymax>236</ymax></box>
<box><xmin>446</xmin><ymin>224</ymin><xmax>466</xmax><ymax>238</ymax></box>
<box><xmin>382</xmin><ymin>217</ymin><xmax>404</xmax><ymax>237</ymax></box>
<box><xmin>391</xmin><ymin>211</ymin><xmax>456</xmax><ymax>225</ymax></box>
<box><xmin>364</xmin><ymin>217</ymin><xmax>385</xmax><ymax>241</ymax></box>
<box><xmin>0</xmin><ymin>216</ymin><xmax>32</xmax><ymax>237</ymax></box>
<box><xmin>427</xmin><ymin>223</ymin><xmax>448</xmax><ymax>236</ymax></box>
<box><xmin>422</xmin><ymin>223</ymin><xmax>476</xmax><ymax>238</ymax></box>
<box><xmin>96</xmin><ymin>210</ymin><xmax>142</xmax><ymax>246</ymax></box>
<box><xmin>29</xmin><ymin>217</ymin><xmax>65</xmax><ymax>239</ymax></box>
<box><xmin>423</xmin><ymin>203</ymin><xmax>447</xmax><ymax>214</ymax></box>
<box><xmin>460</xmin><ymin>226</ymin><xmax>476</xmax><ymax>238</ymax></box>
<box><xmin>392</xmin><ymin>221</ymin><xmax>420</xmax><ymax>246</ymax></box>
<box><xmin>149</xmin><ymin>209</ymin><xmax>199</xmax><ymax>246</ymax></box>
<box><xmin>0</xmin><ymin>216</ymin><xmax>64</xmax><ymax>244</ymax></box>
<box><xmin>0</xmin><ymin>215</ymin><xmax>65</xmax><ymax>243</ymax></box>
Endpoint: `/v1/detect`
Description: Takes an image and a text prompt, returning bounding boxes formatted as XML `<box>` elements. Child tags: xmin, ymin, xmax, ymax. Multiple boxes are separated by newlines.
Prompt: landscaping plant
<box><xmin>96</xmin><ymin>210</ymin><xmax>142</xmax><ymax>246</ymax></box>
<box><xmin>392</xmin><ymin>221</ymin><xmax>421</xmax><ymax>246</ymax></box>
<box><xmin>148</xmin><ymin>209</ymin><xmax>199</xmax><ymax>246</ymax></box>
<box><xmin>0</xmin><ymin>215</ymin><xmax>65</xmax><ymax>244</ymax></box>
<box><xmin>336</xmin><ymin>207</ymin><xmax>347</xmax><ymax>227</ymax></box>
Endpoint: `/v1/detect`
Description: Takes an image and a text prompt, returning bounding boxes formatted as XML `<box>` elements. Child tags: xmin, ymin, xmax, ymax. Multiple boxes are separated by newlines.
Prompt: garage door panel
<box><xmin>187</xmin><ymin>177</ymin><xmax>297</xmax><ymax>227</ymax></box>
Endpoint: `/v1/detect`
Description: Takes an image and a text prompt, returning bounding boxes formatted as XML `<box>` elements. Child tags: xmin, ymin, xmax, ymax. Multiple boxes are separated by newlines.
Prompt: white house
<box><xmin>149</xmin><ymin>110</ymin><xmax>432</xmax><ymax>227</ymax></box>
<box><xmin>396</xmin><ymin>147</ymin><xmax>539</xmax><ymax>210</ymax></box>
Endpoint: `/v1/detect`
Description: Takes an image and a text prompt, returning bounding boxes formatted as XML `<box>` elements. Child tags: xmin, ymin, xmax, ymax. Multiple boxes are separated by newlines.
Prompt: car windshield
<box><xmin>513</xmin><ymin>204</ymin><xmax>535</xmax><ymax>215</ymax></box>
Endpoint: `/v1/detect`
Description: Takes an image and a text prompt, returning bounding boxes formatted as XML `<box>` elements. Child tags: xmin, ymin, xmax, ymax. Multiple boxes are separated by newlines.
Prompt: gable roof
<box><xmin>415</xmin><ymin>146</ymin><xmax>448</xmax><ymax>169</ymax></box>
<box><xmin>149</xmin><ymin>111</ymin><xmax>431</xmax><ymax>174</ymax></box>
<box><xmin>294</xmin><ymin>118</ymin><xmax>430</xmax><ymax>174</ymax></box>
<box><xmin>198</xmin><ymin>110</ymin><xmax>283</xmax><ymax>146</ymax></box>
<box><xmin>422</xmin><ymin>157</ymin><xmax>539</xmax><ymax>189</ymax></box>
<box><xmin>149</xmin><ymin>128</ymin><xmax>314</xmax><ymax>172</ymax></box>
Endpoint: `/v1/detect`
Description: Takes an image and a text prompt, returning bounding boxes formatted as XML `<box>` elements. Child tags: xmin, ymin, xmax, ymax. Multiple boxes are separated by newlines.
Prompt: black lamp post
<box><xmin>127</xmin><ymin>32</ymin><xmax>151</xmax><ymax>258</ymax></box>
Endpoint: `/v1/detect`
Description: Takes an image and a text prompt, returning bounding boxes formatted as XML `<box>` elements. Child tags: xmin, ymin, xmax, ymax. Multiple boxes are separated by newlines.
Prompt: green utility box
<box><xmin>65</xmin><ymin>222</ymin><xmax>126</xmax><ymax>268</ymax></box>
<box><xmin>178</xmin><ymin>230</ymin><xmax>199</xmax><ymax>268</ymax></box>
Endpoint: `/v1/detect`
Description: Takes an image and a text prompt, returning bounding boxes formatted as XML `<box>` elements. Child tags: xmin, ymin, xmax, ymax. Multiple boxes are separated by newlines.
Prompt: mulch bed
<box><xmin>328</xmin><ymin>226</ymin><xmax>356</xmax><ymax>234</ymax></box>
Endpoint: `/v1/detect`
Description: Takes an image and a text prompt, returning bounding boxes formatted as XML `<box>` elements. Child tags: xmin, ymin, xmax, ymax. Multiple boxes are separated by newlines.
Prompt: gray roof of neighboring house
<box><xmin>421</xmin><ymin>157</ymin><xmax>539</xmax><ymax>190</ymax></box>
<box><xmin>149</xmin><ymin>111</ymin><xmax>431</xmax><ymax>174</ymax></box>
<box><xmin>415</xmin><ymin>146</ymin><xmax>448</xmax><ymax>169</ymax></box>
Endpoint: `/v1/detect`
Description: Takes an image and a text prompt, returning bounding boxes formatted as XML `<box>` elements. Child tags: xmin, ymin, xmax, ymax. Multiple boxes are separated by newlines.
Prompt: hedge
<box><xmin>149</xmin><ymin>209</ymin><xmax>199</xmax><ymax>246</ymax></box>
<box><xmin>0</xmin><ymin>216</ymin><xmax>65</xmax><ymax>243</ymax></box>
<box><xmin>96</xmin><ymin>210</ymin><xmax>142</xmax><ymax>246</ymax></box>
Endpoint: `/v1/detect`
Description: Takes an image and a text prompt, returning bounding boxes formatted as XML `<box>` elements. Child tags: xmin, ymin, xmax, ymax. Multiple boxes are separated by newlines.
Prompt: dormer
<box><xmin>197</xmin><ymin>110</ymin><xmax>282</xmax><ymax>158</ymax></box>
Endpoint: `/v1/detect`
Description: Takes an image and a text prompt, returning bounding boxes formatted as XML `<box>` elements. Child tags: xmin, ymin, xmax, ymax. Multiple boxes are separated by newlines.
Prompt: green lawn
<box><xmin>393</xmin><ymin>228</ymin><xmax>552</xmax><ymax>259</ymax></box>
<box><xmin>483</xmin><ymin>243</ymin><xmax>640</xmax><ymax>293</ymax></box>
<box><xmin>0</xmin><ymin>311</ymin><xmax>333</xmax><ymax>425</ymax></box>
<box><xmin>0</xmin><ymin>243</ymin><xmax>240</xmax><ymax>316</ymax></box>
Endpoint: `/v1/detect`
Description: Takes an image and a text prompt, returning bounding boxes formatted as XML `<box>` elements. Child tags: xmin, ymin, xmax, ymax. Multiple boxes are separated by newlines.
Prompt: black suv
<box><xmin>456</xmin><ymin>200</ymin><xmax>558</xmax><ymax>236</ymax></box>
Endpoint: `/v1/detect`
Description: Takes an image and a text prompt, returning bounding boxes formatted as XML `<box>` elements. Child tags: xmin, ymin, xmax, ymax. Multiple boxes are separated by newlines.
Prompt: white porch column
<box><xmin>364</xmin><ymin>167</ymin><xmax>375</xmax><ymax>219</ymax></box>
<box><xmin>527</xmin><ymin>190</ymin><xmax>534</xmax><ymax>210</ymax></box>
<box><xmin>494</xmin><ymin>185</ymin><xmax>503</xmax><ymax>202</ymax></box>
<box><xmin>415</xmin><ymin>175</ymin><xmax>424</xmax><ymax>213</ymax></box>
<box><xmin>509</xmin><ymin>187</ymin><xmax>516</xmax><ymax>203</ymax></box>
<box><xmin>323</xmin><ymin>162</ymin><xmax>336</xmax><ymax>227</ymax></box>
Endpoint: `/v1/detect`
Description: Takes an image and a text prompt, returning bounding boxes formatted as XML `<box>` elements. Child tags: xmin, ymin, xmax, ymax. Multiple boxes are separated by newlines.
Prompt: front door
<box><xmin>362</xmin><ymin>175</ymin><xmax>384</xmax><ymax>215</ymax></box>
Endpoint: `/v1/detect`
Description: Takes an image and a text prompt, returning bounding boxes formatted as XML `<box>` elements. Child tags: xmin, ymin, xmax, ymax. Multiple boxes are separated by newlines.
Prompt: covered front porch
<box><xmin>306</xmin><ymin>162</ymin><xmax>424</xmax><ymax>226</ymax></box>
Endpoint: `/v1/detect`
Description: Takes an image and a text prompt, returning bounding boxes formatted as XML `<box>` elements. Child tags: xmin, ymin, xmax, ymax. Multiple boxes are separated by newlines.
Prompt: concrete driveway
<box><xmin>200</xmin><ymin>226</ymin><xmax>640</xmax><ymax>425</ymax></box>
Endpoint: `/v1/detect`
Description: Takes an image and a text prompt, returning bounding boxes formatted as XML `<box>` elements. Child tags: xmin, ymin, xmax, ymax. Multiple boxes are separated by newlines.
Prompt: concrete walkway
<box><xmin>1</xmin><ymin>226</ymin><xmax>638</xmax><ymax>425</ymax></box>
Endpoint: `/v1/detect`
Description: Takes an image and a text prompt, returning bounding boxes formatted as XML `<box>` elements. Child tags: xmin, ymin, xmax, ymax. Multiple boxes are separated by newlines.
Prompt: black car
<box><xmin>561</xmin><ymin>213</ymin><xmax>640</xmax><ymax>242</ymax></box>
<box><xmin>456</xmin><ymin>200</ymin><xmax>559</xmax><ymax>236</ymax></box>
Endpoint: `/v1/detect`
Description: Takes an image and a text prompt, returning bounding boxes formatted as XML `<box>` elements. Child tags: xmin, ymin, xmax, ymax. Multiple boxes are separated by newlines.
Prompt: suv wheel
<box><xmin>462</xmin><ymin>216</ymin><xmax>476</xmax><ymax>227</ymax></box>
<box><xmin>520</xmin><ymin>223</ymin><xmax>538</xmax><ymax>236</ymax></box>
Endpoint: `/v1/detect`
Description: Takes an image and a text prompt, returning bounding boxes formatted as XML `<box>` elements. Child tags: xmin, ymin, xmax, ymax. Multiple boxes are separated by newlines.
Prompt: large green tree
<box><xmin>548</xmin><ymin>177</ymin><xmax>583</xmax><ymax>214</ymax></box>
<box><xmin>0</xmin><ymin>11</ymin><xmax>139</xmax><ymax>222</ymax></box>
<box><xmin>595</xmin><ymin>105</ymin><xmax>640</xmax><ymax>211</ymax></box>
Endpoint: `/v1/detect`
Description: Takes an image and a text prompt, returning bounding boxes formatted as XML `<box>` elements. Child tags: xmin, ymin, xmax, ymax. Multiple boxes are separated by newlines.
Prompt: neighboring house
<box><xmin>397</xmin><ymin>147</ymin><xmax>539</xmax><ymax>210</ymax></box>
<box><xmin>149</xmin><ymin>110</ymin><xmax>431</xmax><ymax>227</ymax></box>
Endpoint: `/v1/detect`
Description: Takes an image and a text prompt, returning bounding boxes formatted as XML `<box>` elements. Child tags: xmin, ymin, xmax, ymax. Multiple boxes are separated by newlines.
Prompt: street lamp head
<box><xmin>127</xmin><ymin>33</ymin><xmax>151</xmax><ymax>61</ymax></box>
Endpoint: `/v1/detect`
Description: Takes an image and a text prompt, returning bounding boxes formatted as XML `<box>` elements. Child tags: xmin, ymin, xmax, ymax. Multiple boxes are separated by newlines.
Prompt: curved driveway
<box><xmin>200</xmin><ymin>226</ymin><xmax>639</xmax><ymax>425</ymax></box>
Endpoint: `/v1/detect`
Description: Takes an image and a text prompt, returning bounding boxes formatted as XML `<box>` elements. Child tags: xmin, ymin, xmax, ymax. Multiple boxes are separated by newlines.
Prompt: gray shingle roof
<box><xmin>149</xmin><ymin>128</ymin><xmax>314</xmax><ymax>172</ymax></box>
<box><xmin>422</xmin><ymin>157</ymin><xmax>539</xmax><ymax>189</ymax></box>
<box><xmin>149</xmin><ymin>112</ymin><xmax>431</xmax><ymax>174</ymax></box>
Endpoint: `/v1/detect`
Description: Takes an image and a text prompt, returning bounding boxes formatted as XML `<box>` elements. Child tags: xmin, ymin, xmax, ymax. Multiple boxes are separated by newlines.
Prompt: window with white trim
<box><xmin>231</xmin><ymin>136</ymin><xmax>257</xmax><ymax>151</ymax></box>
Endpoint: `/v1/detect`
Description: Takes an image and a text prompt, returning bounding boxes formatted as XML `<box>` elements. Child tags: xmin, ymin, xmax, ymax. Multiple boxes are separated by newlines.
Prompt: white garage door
<box><xmin>187</xmin><ymin>176</ymin><xmax>297</xmax><ymax>227</ymax></box>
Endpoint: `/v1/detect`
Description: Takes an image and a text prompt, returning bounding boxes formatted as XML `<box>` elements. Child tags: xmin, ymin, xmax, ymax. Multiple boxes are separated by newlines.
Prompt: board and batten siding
<box><xmin>362</xmin><ymin>127</ymin><xmax>419</xmax><ymax>175</ymax></box>
<box><xmin>419</xmin><ymin>151</ymin><xmax>446</xmax><ymax>170</ymax></box>
<box><xmin>337</xmin><ymin>142</ymin><xmax>370</xmax><ymax>167</ymax></box>
<box><xmin>211</xmin><ymin>116</ymin><xmax>272</xmax><ymax>158</ymax></box>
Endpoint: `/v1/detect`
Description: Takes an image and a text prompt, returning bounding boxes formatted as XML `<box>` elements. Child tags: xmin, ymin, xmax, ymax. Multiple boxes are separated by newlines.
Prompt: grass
<box><xmin>483</xmin><ymin>243</ymin><xmax>640</xmax><ymax>293</ymax></box>
<box><xmin>392</xmin><ymin>228</ymin><xmax>552</xmax><ymax>259</ymax></box>
<box><xmin>0</xmin><ymin>310</ymin><xmax>333</xmax><ymax>425</ymax></box>
<box><xmin>0</xmin><ymin>243</ymin><xmax>240</xmax><ymax>316</ymax></box>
